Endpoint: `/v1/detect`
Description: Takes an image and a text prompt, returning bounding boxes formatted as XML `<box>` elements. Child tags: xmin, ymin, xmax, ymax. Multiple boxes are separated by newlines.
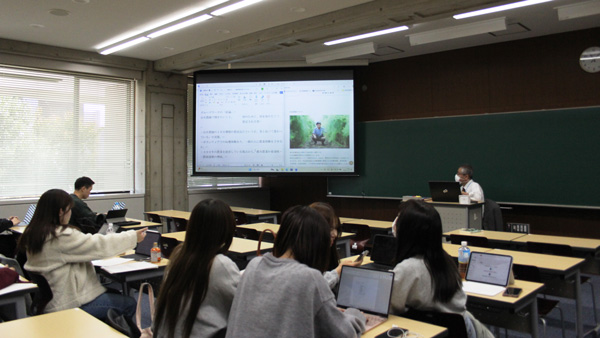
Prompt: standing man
<box><xmin>70</xmin><ymin>177</ymin><xmax>104</xmax><ymax>233</ymax></box>
<box><xmin>312</xmin><ymin>122</ymin><xmax>326</xmax><ymax>145</ymax></box>
<box><xmin>455</xmin><ymin>164</ymin><xmax>485</xmax><ymax>202</ymax></box>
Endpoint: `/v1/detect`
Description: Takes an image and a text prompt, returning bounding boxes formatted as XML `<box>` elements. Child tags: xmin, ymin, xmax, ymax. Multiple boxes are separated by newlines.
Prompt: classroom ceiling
<box><xmin>0</xmin><ymin>0</ymin><xmax>599</xmax><ymax>73</ymax></box>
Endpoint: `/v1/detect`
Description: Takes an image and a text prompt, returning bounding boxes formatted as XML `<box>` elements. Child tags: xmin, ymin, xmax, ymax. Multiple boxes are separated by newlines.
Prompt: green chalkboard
<box><xmin>328</xmin><ymin>107</ymin><xmax>600</xmax><ymax>208</ymax></box>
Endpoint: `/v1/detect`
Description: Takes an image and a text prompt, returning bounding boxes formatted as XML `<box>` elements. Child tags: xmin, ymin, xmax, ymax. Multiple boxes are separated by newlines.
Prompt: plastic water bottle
<box><xmin>151</xmin><ymin>242</ymin><xmax>161</xmax><ymax>263</ymax></box>
<box><xmin>458</xmin><ymin>241</ymin><xmax>470</xmax><ymax>280</ymax></box>
<box><xmin>106</xmin><ymin>223</ymin><xmax>115</xmax><ymax>234</ymax></box>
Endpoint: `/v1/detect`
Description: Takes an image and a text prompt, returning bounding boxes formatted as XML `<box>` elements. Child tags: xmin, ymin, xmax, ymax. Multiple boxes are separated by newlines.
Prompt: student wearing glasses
<box><xmin>153</xmin><ymin>199</ymin><xmax>240</xmax><ymax>338</ymax></box>
<box><xmin>390</xmin><ymin>199</ymin><xmax>493</xmax><ymax>338</ymax></box>
<box><xmin>18</xmin><ymin>189</ymin><xmax>146</xmax><ymax>320</ymax></box>
<box><xmin>226</xmin><ymin>205</ymin><xmax>366</xmax><ymax>338</ymax></box>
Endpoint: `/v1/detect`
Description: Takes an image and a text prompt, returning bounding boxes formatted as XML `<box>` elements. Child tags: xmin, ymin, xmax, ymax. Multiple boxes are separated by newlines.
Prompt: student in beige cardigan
<box><xmin>19</xmin><ymin>189</ymin><xmax>147</xmax><ymax>320</ymax></box>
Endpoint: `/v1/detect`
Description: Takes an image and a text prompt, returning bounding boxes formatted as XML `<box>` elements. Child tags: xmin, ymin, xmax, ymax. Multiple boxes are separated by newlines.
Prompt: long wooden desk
<box><xmin>342</xmin><ymin>254</ymin><xmax>544</xmax><ymax>337</ymax></box>
<box><xmin>162</xmin><ymin>231</ymin><xmax>274</xmax><ymax>259</ymax></box>
<box><xmin>0</xmin><ymin>308</ymin><xmax>127</xmax><ymax>338</ymax></box>
<box><xmin>96</xmin><ymin>250</ymin><xmax>168</xmax><ymax>296</ymax></box>
<box><xmin>9</xmin><ymin>217</ymin><xmax>160</xmax><ymax>233</ymax></box>
<box><xmin>444</xmin><ymin>229</ymin><xmax>527</xmax><ymax>243</ymax></box>
<box><xmin>364</xmin><ymin>314</ymin><xmax>448</xmax><ymax>338</ymax></box>
<box><xmin>237</xmin><ymin>222</ymin><xmax>355</xmax><ymax>257</ymax></box>
<box><xmin>0</xmin><ymin>282</ymin><xmax>37</xmax><ymax>320</ymax></box>
<box><xmin>340</xmin><ymin>217</ymin><xmax>393</xmax><ymax>231</ymax></box>
<box><xmin>230</xmin><ymin>206</ymin><xmax>280</xmax><ymax>223</ymax></box>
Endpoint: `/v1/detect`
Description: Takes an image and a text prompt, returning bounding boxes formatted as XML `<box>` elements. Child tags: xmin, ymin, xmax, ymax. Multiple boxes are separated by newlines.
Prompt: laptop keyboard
<box><xmin>364</xmin><ymin>313</ymin><xmax>387</xmax><ymax>332</ymax></box>
<box><xmin>462</xmin><ymin>281</ymin><xmax>506</xmax><ymax>296</ymax></box>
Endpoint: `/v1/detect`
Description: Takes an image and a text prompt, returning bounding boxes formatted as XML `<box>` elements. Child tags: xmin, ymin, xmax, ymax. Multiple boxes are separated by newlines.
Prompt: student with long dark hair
<box><xmin>309</xmin><ymin>201</ymin><xmax>362</xmax><ymax>289</ymax></box>
<box><xmin>18</xmin><ymin>189</ymin><xmax>146</xmax><ymax>320</ymax></box>
<box><xmin>153</xmin><ymin>199</ymin><xmax>239</xmax><ymax>338</ymax></box>
<box><xmin>226</xmin><ymin>205</ymin><xmax>365</xmax><ymax>338</ymax></box>
<box><xmin>390</xmin><ymin>199</ymin><xmax>493</xmax><ymax>338</ymax></box>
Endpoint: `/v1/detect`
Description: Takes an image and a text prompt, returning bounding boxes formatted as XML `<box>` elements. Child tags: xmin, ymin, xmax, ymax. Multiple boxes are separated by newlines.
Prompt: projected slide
<box><xmin>194</xmin><ymin>72</ymin><xmax>355</xmax><ymax>175</ymax></box>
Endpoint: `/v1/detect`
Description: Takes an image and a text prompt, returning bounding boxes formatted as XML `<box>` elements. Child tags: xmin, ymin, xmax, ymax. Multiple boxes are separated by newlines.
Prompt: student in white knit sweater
<box><xmin>153</xmin><ymin>199</ymin><xmax>240</xmax><ymax>338</ymax></box>
<box><xmin>390</xmin><ymin>199</ymin><xmax>493</xmax><ymax>338</ymax></box>
<box><xmin>19</xmin><ymin>189</ymin><xmax>147</xmax><ymax>320</ymax></box>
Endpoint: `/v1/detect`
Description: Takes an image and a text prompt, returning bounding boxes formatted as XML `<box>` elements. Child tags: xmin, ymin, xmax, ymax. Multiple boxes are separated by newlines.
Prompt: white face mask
<box><xmin>455</xmin><ymin>174</ymin><xmax>461</xmax><ymax>183</ymax></box>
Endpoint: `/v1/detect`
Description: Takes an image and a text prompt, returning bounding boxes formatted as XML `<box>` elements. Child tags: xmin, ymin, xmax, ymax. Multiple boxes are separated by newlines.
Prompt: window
<box><xmin>0</xmin><ymin>65</ymin><xmax>134</xmax><ymax>198</ymax></box>
<box><xmin>186</xmin><ymin>83</ymin><xmax>259</xmax><ymax>189</ymax></box>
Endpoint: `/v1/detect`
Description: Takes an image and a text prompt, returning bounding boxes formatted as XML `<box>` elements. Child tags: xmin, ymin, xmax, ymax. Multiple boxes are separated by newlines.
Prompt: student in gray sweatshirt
<box><xmin>153</xmin><ymin>199</ymin><xmax>240</xmax><ymax>338</ymax></box>
<box><xmin>226</xmin><ymin>205</ymin><xmax>366</xmax><ymax>338</ymax></box>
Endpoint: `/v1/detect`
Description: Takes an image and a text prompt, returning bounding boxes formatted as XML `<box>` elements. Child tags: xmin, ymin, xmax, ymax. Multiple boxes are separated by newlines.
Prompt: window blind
<box><xmin>0</xmin><ymin>66</ymin><xmax>134</xmax><ymax>198</ymax></box>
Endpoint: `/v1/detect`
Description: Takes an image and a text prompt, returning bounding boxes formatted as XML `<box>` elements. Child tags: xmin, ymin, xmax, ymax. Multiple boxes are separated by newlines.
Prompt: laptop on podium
<box><xmin>428</xmin><ymin>181</ymin><xmax>462</xmax><ymax>202</ymax></box>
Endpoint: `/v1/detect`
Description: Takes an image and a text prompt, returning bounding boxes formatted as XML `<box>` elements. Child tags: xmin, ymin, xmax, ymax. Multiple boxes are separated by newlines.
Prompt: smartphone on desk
<box><xmin>503</xmin><ymin>287</ymin><xmax>522</xmax><ymax>298</ymax></box>
<box><xmin>355</xmin><ymin>250</ymin><xmax>369</xmax><ymax>262</ymax></box>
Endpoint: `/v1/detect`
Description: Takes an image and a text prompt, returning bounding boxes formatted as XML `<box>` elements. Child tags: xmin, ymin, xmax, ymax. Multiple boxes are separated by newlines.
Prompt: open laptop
<box><xmin>121</xmin><ymin>230</ymin><xmax>161</xmax><ymax>261</ymax></box>
<box><xmin>428</xmin><ymin>181</ymin><xmax>462</xmax><ymax>202</ymax></box>
<box><xmin>462</xmin><ymin>251</ymin><xmax>513</xmax><ymax>296</ymax></box>
<box><xmin>337</xmin><ymin>266</ymin><xmax>394</xmax><ymax>332</ymax></box>
<box><xmin>17</xmin><ymin>204</ymin><xmax>36</xmax><ymax>226</ymax></box>
<box><xmin>105</xmin><ymin>208</ymin><xmax>140</xmax><ymax>227</ymax></box>
<box><xmin>363</xmin><ymin>235</ymin><xmax>397</xmax><ymax>271</ymax></box>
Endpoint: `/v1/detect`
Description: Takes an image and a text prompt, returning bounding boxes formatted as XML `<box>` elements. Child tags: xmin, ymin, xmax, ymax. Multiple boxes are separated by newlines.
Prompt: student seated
<box><xmin>18</xmin><ymin>189</ymin><xmax>146</xmax><ymax>320</ymax></box>
<box><xmin>390</xmin><ymin>199</ymin><xmax>493</xmax><ymax>338</ymax></box>
<box><xmin>309</xmin><ymin>202</ymin><xmax>362</xmax><ymax>289</ymax></box>
<box><xmin>226</xmin><ymin>205</ymin><xmax>366</xmax><ymax>338</ymax></box>
<box><xmin>0</xmin><ymin>216</ymin><xmax>20</xmax><ymax>258</ymax></box>
<box><xmin>153</xmin><ymin>199</ymin><xmax>240</xmax><ymax>338</ymax></box>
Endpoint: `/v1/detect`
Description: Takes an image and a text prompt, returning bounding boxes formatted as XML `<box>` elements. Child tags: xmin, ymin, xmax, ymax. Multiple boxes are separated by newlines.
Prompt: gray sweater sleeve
<box><xmin>315</xmin><ymin>298</ymin><xmax>366</xmax><ymax>338</ymax></box>
<box><xmin>323</xmin><ymin>269</ymin><xmax>339</xmax><ymax>289</ymax></box>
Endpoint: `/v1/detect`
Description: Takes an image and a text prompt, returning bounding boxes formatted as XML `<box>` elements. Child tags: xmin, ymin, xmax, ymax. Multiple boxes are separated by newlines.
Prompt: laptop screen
<box><xmin>337</xmin><ymin>266</ymin><xmax>394</xmax><ymax>316</ymax></box>
<box><xmin>106</xmin><ymin>208</ymin><xmax>128</xmax><ymax>220</ymax></box>
<box><xmin>135</xmin><ymin>230</ymin><xmax>161</xmax><ymax>256</ymax></box>
<box><xmin>370</xmin><ymin>235</ymin><xmax>397</xmax><ymax>267</ymax></box>
<box><xmin>465</xmin><ymin>252</ymin><xmax>513</xmax><ymax>287</ymax></box>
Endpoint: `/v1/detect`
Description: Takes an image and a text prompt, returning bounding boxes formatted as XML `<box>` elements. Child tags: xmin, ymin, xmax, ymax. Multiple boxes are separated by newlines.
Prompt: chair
<box><xmin>341</xmin><ymin>223</ymin><xmax>371</xmax><ymax>254</ymax></box>
<box><xmin>526</xmin><ymin>241</ymin><xmax>598</xmax><ymax>326</ymax></box>
<box><xmin>26</xmin><ymin>271</ymin><xmax>53</xmax><ymax>315</ymax></box>
<box><xmin>144</xmin><ymin>213</ymin><xmax>161</xmax><ymax>224</ymax></box>
<box><xmin>512</xmin><ymin>264</ymin><xmax>566</xmax><ymax>338</ymax></box>
<box><xmin>482</xmin><ymin>199</ymin><xmax>504</xmax><ymax>231</ymax></box>
<box><xmin>449</xmin><ymin>234</ymin><xmax>489</xmax><ymax>248</ymax></box>
<box><xmin>0</xmin><ymin>254</ymin><xmax>25</xmax><ymax>276</ymax></box>
<box><xmin>233</xmin><ymin>212</ymin><xmax>248</xmax><ymax>225</ymax></box>
<box><xmin>235</xmin><ymin>228</ymin><xmax>259</xmax><ymax>241</ymax></box>
<box><xmin>171</xmin><ymin>217</ymin><xmax>187</xmax><ymax>232</ymax></box>
<box><xmin>403</xmin><ymin>308</ymin><xmax>468</xmax><ymax>338</ymax></box>
<box><xmin>160</xmin><ymin>237</ymin><xmax>181</xmax><ymax>259</ymax></box>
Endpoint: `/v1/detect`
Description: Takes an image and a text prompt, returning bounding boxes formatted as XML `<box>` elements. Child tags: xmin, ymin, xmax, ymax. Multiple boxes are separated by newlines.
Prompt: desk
<box><xmin>343</xmin><ymin>254</ymin><xmax>543</xmax><ymax>337</ymax></box>
<box><xmin>0</xmin><ymin>308</ymin><xmax>127</xmax><ymax>338</ymax></box>
<box><xmin>442</xmin><ymin>243</ymin><xmax>492</xmax><ymax>257</ymax></box>
<box><xmin>162</xmin><ymin>232</ymin><xmax>274</xmax><ymax>261</ymax></box>
<box><xmin>426</xmin><ymin>201</ymin><xmax>484</xmax><ymax>232</ymax></box>
<box><xmin>120</xmin><ymin>218</ymin><xmax>161</xmax><ymax>231</ymax></box>
<box><xmin>230</xmin><ymin>206</ymin><xmax>280</xmax><ymax>223</ymax></box>
<box><xmin>97</xmin><ymin>252</ymin><xmax>168</xmax><ymax>296</ymax></box>
<box><xmin>0</xmin><ymin>282</ymin><xmax>37</xmax><ymax>319</ymax></box>
<box><xmin>444</xmin><ymin>229</ymin><xmax>527</xmax><ymax>242</ymax></box>
<box><xmin>237</xmin><ymin>222</ymin><xmax>355</xmax><ymax>257</ymax></box>
<box><xmin>364</xmin><ymin>314</ymin><xmax>448</xmax><ymax>338</ymax></box>
<box><xmin>512</xmin><ymin>233</ymin><xmax>600</xmax><ymax>253</ymax></box>
<box><xmin>489</xmin><ymin>248</ymin><xmax>586</xmax><ymax>338</ymax></box>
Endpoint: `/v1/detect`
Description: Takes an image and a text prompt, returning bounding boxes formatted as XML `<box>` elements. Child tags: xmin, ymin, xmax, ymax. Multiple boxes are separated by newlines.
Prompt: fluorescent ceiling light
<box><xmin>148</xmin><ymin>14</ymin><xmax>213</xmax><ymax>38</ymax></box>
<box><xmin>305</xmin><ymin>42</ymin><xmax>376</xmax><ymax>64</ymax></box>
<box><xmin>454</xmin><ymin>0</ymin><xmax>553</xmax><ymax>19</ymax></box>
<box><xmin>324</xmin><ymin>26</ymin><xmax>409</xmax><ymax>46</ymax></box>
<box><xmin>100</xmin><ymin>37</ymin><xmax>150</xmax><ymax>55</ymax></box>
<box><xmin>556</xmin><ymin>0</ymin><xmax>600</xmax><ymax>21</ymax></box>
<box><xmin>409</xmin><ymin>17</ymin><xmax>506</xmax><ymax>46</ymax></box>
<box><xmin>211</xmin><ymin>0</ymin><xmax>264</xmax><ymax>16</ymax></box>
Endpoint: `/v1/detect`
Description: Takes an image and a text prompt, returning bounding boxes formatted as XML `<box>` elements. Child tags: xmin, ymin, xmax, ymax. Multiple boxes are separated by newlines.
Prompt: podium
<box><xmin>426</xmin><ymin>201</ymin><xmax>483</xmax><ymax>232</ymax></box>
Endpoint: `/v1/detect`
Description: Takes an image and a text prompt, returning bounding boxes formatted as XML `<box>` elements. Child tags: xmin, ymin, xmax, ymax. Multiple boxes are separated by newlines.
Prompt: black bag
<box><xmin>107</xmin><ymin>308</ymin><xmax>141</xmax><ymax>338</ymax></box>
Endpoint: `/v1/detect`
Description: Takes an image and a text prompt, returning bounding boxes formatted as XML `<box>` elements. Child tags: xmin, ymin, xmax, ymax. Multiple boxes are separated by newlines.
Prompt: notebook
<box><xmin>337</xmin><ymin>266</ymin><xmax>394</xmax><ymax>332</ymax></box>
<box><xmin>428</xmin><ymin>181</ymin><xmax>462</xmax><ymax>202</ymax></box>
<box><xmin>363</xmin><ymin>235</ymin><xmax>397</xmax><ymax>270</ymax></box>
<box><xmin>462</xmin><ymin>251</ymin><xmax>513</xmax><ymax>296</ymax></box>
<box><xmin>121</xmin><ymin>230</ymin><xmax>161</xmax><ymax>261</ymax></box>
